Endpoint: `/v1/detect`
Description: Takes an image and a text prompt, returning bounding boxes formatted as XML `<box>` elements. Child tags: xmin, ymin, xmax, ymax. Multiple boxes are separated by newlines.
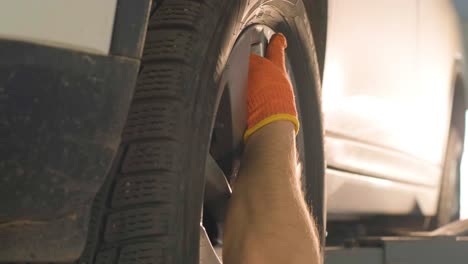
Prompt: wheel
<box><xmin>78</xmin><ymin>1</ymin><xmax>324</xmax><ymax>263</ymax></box>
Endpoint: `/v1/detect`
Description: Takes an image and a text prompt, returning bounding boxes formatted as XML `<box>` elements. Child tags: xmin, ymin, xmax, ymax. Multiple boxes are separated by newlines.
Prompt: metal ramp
<box><xmin>201</xmin><ymin>219</ymin><xmax>468</xmax><ymax>264</ymax></box>
<box><xmin>326</xmin><ymin>219</ymin><xmax>468</xmax><ymax>264</ymax></box>
<box><xmin>326</xmin><ymin>236</ymin><xmax>468</xmax><ymax>264</ymax></box>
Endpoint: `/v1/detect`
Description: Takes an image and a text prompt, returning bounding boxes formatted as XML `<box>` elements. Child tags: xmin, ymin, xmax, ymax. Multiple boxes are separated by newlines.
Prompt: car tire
<box><xmin>78</xmin><ymin>1</ymin><xmax>325</xmax><ymax>263</ymax></box>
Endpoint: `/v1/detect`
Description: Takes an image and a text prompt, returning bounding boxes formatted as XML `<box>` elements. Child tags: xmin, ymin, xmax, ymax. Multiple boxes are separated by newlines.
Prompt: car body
<box><xmin>324</xmin><ymin>0</ymin><xmax>467</xmax><ymax>218</ymax></box>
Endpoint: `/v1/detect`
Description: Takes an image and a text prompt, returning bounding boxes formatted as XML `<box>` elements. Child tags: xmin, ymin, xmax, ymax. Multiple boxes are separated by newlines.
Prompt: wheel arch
<box><xmin>432</xmin><ymin>62</ymin><xmax>467</xmax><ymax>227</ymax></box>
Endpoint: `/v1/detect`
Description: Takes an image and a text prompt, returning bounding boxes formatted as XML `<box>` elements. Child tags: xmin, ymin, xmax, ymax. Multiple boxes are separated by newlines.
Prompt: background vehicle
<box><xmin>324</xmin><ymin>0</ymin><xmax>466</xmax><ymax>237</ymax></box>
<box><xmin>0</xmin><ymin>0</ymin><xmax>466</xmax><ymax>263</ymax></box>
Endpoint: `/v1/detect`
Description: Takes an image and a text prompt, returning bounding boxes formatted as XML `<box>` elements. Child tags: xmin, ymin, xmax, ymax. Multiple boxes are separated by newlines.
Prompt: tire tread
<box><xmin>79</xmin><ymin>0</ymin><xmax>226</xmax><ymax>263</ymax></box>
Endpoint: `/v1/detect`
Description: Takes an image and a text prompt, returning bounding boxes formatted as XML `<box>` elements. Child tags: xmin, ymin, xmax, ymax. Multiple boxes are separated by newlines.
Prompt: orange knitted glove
<box><xmin>244</xmin><ymin>33</ymin><xmax>299</xmax><ymax>142</ymax></box>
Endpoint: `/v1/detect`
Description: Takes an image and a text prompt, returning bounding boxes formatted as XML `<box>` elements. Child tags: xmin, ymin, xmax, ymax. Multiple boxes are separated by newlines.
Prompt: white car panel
<box><xmin>325</xmin><ymin>135</ymin><xmax>441</xmax><ymax>187</ymax></box>
<box><xmin>323</xmin><ymin>0</ymin><xmax>429</xmax><ymax>166</ymax></box>
<box><xmin>323</xmin><ymin>0</ymin><xmax>462</xmax><ymax>179</ymax></box>
<box><xmin>0</xmin><ymin>0</ymin><xmax>117</xmax><ymax>54</ymax></box>
<box><xmin>418</xmin><ymin>0</ymin><xmax>463</xmax><ymax>161</ymax></box>
<box><xmin>327</xmin><ymin>169</ymin><xmax>438</xmax><ymax>216</ymax></box>
<box><xmin>324</xmin><ymin>0</ymin><xmax>464</xmax><ymax>216</ymax></box>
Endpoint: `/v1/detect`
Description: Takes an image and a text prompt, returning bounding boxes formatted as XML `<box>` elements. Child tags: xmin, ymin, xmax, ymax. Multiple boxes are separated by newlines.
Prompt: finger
<box><xmin>266</xmin><ymin>33</ymin><xmax>287</xmax><ymax>70</ymax></box>
<box><xmin>249</xmin><ymin>54</ymin><xmax>264</xmax><ymax>65</ymax></box>
<box><xmin>248</xmin><ymin>54</ymin><xmax>265</xmax><ymax>72</ymax></box>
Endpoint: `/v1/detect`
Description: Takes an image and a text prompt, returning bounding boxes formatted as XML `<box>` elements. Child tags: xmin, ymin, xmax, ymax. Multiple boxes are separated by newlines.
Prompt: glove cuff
<box><xmin>244</xmin><ymin>113</ymin><xmax>300</xmax><ymax>142</ymax></box>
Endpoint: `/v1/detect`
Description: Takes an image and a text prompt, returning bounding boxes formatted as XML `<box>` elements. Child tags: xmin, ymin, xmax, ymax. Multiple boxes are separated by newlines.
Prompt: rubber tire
<box><xmin>78</xmin><ymin>1</ymin><xmax>324</xmax><ymax>263</ymax></box>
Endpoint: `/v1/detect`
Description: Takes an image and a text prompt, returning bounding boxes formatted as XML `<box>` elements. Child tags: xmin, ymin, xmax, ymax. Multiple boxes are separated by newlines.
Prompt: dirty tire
<box><xmin>79</xmin><ymin>0</ymin><xmax>324</xmax><ymax>263</ymax></box>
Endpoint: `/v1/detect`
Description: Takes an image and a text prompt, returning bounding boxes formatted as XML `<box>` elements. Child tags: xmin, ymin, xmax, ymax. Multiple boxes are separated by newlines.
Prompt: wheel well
<box><xmin>431</xmin><ymin>73</ymin><xmax>467</xmax><ymax>228</ymax></box>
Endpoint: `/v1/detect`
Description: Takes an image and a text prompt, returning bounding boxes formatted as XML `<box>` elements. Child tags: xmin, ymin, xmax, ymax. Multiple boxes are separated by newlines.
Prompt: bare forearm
<box><xmin>237</xmin><ymin>122</ymin><xmax>308</xmax><ymax>221</ymax></box>
<box><xmin>223</xmin><ymin>121</ymin><xmax>321</xmax><ymax>264</ymax></box>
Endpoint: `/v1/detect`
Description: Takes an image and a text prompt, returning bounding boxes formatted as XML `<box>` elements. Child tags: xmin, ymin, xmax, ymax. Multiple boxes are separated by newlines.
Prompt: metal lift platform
<box><xmin>200</xmin><ymin>219</ymin><xmax>468</xmax><ymax>264</ymax></box>
<box><xmin>326</xmin><ymin>219</ymin><xmax>468</xmax><ymax>264</ymax></box>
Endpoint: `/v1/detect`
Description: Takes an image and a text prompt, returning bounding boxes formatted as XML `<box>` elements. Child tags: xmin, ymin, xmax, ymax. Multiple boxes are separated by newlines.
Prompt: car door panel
<box><xmin>323</xmin><ymin>0</ymin><xmax>457</xmax><ymax>186</ymax></box>
<box><xmin>418</xmin><ymin>0</ymin><xmax>464</xmax><ymax>166</ymax></box>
